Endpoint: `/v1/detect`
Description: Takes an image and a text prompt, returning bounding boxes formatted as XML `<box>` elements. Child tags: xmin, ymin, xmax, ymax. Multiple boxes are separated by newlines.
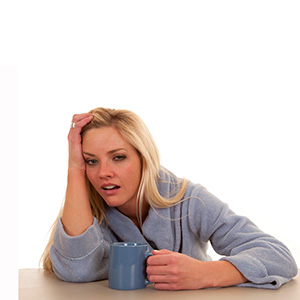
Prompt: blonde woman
<box><xmin>41</xmin><ymin>107</ymin><xmax>297</xmax><ymax>290</ymax></box>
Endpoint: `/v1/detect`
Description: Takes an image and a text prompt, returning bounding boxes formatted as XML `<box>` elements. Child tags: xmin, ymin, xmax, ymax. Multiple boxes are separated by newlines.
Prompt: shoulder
<box><xmin>156</xmin><ymin>167</ymin><xmax>185</xmax><ymax>198</ymax></box>
<box><xmin>157</xmin><ymin>167</ymin><xmax>206</xmax><ymax>202</ymax></box>
<box><xmin>156</xmin><ymin>167</ymin><xmax>229</xmax><ymax>211</ymax></box>
<box><xmin>157</xmin><ymin>167</ymin><xmax>206</xmax><ymax>198</ymax></box>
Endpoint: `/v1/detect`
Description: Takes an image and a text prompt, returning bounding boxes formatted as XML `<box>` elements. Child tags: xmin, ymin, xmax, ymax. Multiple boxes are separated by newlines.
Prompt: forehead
<box><xmin>82</xmin><ymin>127</ymin><xmax>131</xmax><ymax>151</ymax></box>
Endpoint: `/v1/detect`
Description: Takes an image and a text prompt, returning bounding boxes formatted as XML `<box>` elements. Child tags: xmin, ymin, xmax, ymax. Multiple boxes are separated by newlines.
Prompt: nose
<box><xmin>98</xmin><ymin>161</ymin><xmax>114</xmax><ymax>179</ymax></box>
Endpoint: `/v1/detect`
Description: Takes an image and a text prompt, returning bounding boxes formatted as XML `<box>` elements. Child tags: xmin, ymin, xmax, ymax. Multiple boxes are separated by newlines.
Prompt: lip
<box><xmin>101</xmin><ymin>183</ymin><xmax>120</xmax><ymax>189</ymax></box>
<box><xmin>100</xmin><ymin>183</ymin><xmax>121</xmax><ymax>196</ymax></box>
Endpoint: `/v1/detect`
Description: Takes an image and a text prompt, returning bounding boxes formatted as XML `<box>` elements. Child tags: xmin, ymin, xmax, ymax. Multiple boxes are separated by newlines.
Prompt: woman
<box><xmin>41</xmin><ymin>107</ymin><xmax>297</xmax><ymax>290</ymax></box>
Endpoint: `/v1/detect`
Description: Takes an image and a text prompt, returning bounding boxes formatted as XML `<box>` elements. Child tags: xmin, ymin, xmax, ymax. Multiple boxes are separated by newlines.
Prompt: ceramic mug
<box><xmin>108</xmin><ymin>242</ymin><xmax>152</xmax><ymax>290</ymax></box>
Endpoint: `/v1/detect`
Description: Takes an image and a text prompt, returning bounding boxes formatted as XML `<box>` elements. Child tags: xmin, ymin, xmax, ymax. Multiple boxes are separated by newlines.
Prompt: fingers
<box><xmin>72</xmin><ymin>113</ymin><xmax>93</xmax><ymax>123</ymax></box>
<box><xmin>146</xmin><ymin>250</ymin><xmax>197</xmax><ymax>290</ymax></box>
<box><xmin>67</xmin><ymin>113</ymin><xmax>94</xmax><ymax>171</ymax></box>
<box><xmin>68</xmin><ymin>113</ymin><xmax>93</xmax><ymax>141</ymax></box>
<box><xmin>147</xmin><ymin>250</ymin><xmax>173</xmax><ymax>282</ymax></box>
<box><xmin>152</xmin><ymin>249</ymin><xmax>173</xmax><ymax>255</ymax></box>
<box><xmin>147</xmin><ymin>249</ymin><xmax>175</xmax><ymax>266</ymax></box>
<box><xmin>152</xmin><ymin>282</ymin><xmax>176</xmax><ymax>290</ymax></box>
<box><xmin>147</xmin><ymin>262</ymin><xmax>181</xmax><ymax>290</ymax></box>
<box><xmin>70</xmin><ymin>113</ymin><xmax>94</xmax><ymax>131</ymax></box>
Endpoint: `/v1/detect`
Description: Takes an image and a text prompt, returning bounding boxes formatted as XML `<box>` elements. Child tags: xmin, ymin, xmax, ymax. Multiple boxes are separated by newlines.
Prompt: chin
<box><xmin>103</xmin><ymin>198</ymin><xmax>125</xmax><ymax>208</ymax></box>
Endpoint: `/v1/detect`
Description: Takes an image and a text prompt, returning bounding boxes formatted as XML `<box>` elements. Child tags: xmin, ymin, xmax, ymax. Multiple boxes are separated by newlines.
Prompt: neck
<box><xmin>118</xmin><ymin>199</ymin><xmax>150</xmax><ymax>230</ymax></box>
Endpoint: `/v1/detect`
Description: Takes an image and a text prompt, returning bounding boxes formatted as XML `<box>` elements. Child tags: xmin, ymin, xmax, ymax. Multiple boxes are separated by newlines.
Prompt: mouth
<box><xmin>102</xmin><ymin>185</ymin><xmax>120</xmax><ymax>190</ymax></box>
<box><xmin>101</xmin><ymin>183</ymin><xmax>121</xmax><ymax>196</ymax></box>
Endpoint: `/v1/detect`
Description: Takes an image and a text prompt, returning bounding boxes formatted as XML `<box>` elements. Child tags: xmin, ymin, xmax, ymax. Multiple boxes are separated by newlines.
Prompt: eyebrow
<box><xmin>83</xmin><ymin>148</ymin><xmax>127</xmax><ymax>157</ymax></box>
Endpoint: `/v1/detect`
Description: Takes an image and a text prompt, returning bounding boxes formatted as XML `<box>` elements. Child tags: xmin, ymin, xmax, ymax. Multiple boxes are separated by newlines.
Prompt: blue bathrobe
<box><xmin>50</xmin><ymin>168</ymin><xmax>298</xmax><ymax>288</ymax></box>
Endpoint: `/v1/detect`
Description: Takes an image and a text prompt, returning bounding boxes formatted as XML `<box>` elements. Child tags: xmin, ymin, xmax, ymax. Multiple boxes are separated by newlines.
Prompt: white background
<box><xmin>1</xmin><ymin>1</ymin><xmax>299</xmax><ymax>296</ymax></box>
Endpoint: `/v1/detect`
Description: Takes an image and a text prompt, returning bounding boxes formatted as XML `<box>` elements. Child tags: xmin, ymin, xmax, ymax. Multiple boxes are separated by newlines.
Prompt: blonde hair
<box><xmin>40</xmin><ymin>107</ymin><xmax>187</xmax><ymax>273</ymax></box>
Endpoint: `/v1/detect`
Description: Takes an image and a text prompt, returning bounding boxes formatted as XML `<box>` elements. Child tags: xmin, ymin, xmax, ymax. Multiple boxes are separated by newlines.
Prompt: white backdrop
<box><xmin>1</xmin><ymin>1</ymin><xmax>299</xmax><ymax>287</ymax></box>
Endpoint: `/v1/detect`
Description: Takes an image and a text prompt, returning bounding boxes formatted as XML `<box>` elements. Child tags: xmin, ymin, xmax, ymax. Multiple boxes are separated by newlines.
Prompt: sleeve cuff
<box><xmin>221</xmin><ymin>255</ymin><xmax>291</xmax><ymax>289</ymax></box>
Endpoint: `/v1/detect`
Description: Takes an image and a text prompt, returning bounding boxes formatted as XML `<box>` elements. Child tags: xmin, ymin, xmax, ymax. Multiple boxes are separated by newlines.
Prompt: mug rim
<box><xmin>111</xmin><ymin>242</ymin><xmax>147</xmax><ymax>248</ymax></box>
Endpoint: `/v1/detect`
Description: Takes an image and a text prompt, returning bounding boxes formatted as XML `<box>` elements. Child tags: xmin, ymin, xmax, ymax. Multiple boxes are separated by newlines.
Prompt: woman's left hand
<box><xmin>146</xmin><ymin>249</ymin><xmax>247</xmax><ymax>290</ymax></box>
<box><xmin>146</xmin><ymin>249</ymin><xmax>205</xmax><ymax>290</ymax></box>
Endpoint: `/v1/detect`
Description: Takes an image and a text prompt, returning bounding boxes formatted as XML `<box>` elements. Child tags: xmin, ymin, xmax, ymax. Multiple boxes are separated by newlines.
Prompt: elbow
<box><xmin>281</xmin><ymin>246</ymin><xmax>298</xmax><ymax>278</ymax></box>
<box><xmin>50</xmin><ymin>248</ymin><xmax>109</xmax><ymax>283</ymax></box>
<box><xmin>288</xmin><ymin>259</ymin><xmax>298</xmax><ymax>278</ymax></box>
<box><xmin>53</xmin><ymin>265</ymin><xmax>97</xmax><ymax>283</ymax></box>
<box><xmin>272</xmin><ymin>248</ymin><xmax>298</xmax><ymax>280</ymax></box>
<box><xmin>52</xmin><ymin>259</ymin><xmax>109</xmax><ymax>283</ymax></box>
<box><xmin>52</xmin><ymin>258</ymin><xmax>109</xmax><ymax>283</ymax></box>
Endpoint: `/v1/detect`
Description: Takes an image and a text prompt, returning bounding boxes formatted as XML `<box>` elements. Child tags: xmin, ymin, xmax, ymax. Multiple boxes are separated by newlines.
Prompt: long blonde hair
<box><xmin>41</xmin><ymin>107</ymin><xmax>187</xmax><ymax>273</ymax></box>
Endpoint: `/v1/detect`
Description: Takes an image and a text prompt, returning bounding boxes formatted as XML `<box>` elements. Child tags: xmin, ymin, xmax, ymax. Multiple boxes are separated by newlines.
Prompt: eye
<box><xmin>113</xmin><ymin>155</ymin><xmax>126</xmax><ymax>161</ymax></box>
<box><xmin>85</xmin><ymin>159</ymin><xmax>98</xmax><ymax>166</ymax></box>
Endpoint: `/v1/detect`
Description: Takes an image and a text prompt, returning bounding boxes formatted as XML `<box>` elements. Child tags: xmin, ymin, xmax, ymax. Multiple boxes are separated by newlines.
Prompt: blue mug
<box><xmin>108</xmin><ymin>242</ymin><xmax>152</xmax><ymax>290</ymax></box>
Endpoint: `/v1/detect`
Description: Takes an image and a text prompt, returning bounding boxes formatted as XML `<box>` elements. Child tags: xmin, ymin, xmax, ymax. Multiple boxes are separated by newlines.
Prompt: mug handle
<box><xmin>144</xmin><ymin>251</ymin><xmax>153</xmax><ymax>285</ymax></box>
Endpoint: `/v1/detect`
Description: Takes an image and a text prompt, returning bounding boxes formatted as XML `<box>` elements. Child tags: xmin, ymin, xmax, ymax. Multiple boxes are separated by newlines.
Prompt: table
<box><xmin>19</xmin><ymin>269</ymin><xmax>300</xmax><ymax>300</ymax></box>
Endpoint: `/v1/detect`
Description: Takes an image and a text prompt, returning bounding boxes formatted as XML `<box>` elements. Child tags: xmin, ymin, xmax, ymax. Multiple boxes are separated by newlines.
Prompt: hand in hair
<box><xmin>68</xmin><ymin>113</ymin><xmax>94</xmax><ymax>172</ymax></box>
<box><xmin>146</xmin><ymin>249</ymin><xmax>247</xmax><ymax>290</ymax></box>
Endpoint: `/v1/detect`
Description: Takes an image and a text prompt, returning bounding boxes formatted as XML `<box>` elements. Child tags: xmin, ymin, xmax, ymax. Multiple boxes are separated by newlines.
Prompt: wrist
<box><xmin>207</xmin><ymin>260</ymin><xmax>247</xmax><ymax>287</ymax></box>
<box><xmin>67</xmin><ymin>168</ymin><xmax>87</xmax><ymax>190</ymax></box>
<box><xmin>199</xmin><ymin>261</ymin><xmax>247</xmax><ymax>288</ymax></box>
<box><xmin>68</xmin><ymin>167</ymin><xmax>86</xmax><ymax>177</ymax></box>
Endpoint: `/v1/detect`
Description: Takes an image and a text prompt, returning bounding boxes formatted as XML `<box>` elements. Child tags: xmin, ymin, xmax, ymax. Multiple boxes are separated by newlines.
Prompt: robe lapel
<box><xmin>105</xmin><ymin>206</ymin><xmax>154</xmax><ymax>251</ymax></box>
<box><xmin>105</xmin><ymin>203</ymin><xmax>183</xmax><ymax>253</ymax></box>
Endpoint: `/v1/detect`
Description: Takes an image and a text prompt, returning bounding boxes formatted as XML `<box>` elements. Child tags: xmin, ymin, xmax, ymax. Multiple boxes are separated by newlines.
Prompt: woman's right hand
<box><xmin>68</xmin><ymin>113</ymin><xmax>94</xmax><ymax>172</ymax></box>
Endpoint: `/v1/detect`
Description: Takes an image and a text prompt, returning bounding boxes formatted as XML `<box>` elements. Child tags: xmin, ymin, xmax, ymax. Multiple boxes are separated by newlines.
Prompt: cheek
<box><xmin>127</xmin><ymin>165</ymin><xmax>142</xmax><ymax>190</ymax></box>
<box><xmin>86</xmin><ymin>169</ymin><xmax>97</xmax><ymax>186</ymax></box>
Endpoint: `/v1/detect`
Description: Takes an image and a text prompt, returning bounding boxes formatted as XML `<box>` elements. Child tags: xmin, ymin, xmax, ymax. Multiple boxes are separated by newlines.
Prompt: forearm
<box><xmin>200</xmin><ymin>260</ymin><xmax>248</xmax><ymax>288</ymax></box>
<box><xmin>62</xmin><ymin>170</ymin><xmax>94</xmax><ymax>236</ymax></box>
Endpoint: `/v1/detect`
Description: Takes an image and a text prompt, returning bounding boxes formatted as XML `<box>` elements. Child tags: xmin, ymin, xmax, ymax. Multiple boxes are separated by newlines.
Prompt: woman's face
<box><xmin>82</xmin><ymin>126</ymin><xmax>142</xmax><ymax>216</ymax></box>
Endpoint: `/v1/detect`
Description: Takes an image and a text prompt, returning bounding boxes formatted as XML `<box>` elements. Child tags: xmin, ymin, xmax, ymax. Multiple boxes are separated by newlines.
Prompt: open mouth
<box><xmin>103</xmin><ymin>185</ymin><xmax>120</xmax><ymax>191</ymax></box>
